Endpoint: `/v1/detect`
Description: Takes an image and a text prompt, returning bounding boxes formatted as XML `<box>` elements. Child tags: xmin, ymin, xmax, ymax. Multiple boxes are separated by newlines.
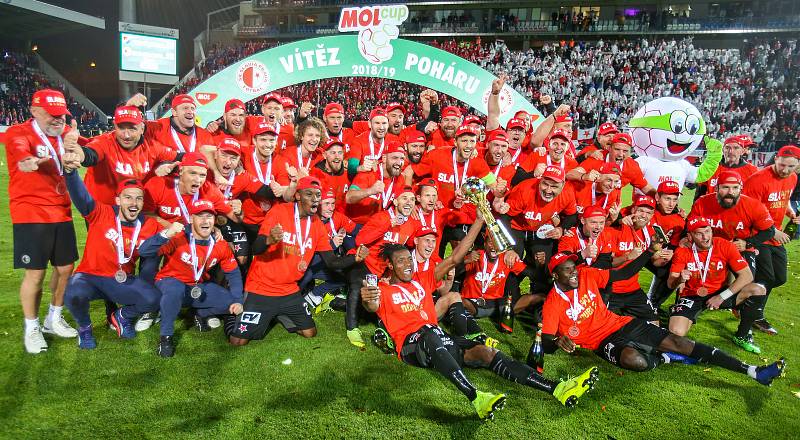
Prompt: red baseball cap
<box><xmin>486</xmin><ymin>130</ymin><xmax>509</xmax><ymax>145</ymax></box>
<box><xmin>297</xmin><ymin>176</ymin><xmax>322</xmax><ymax>191</ymax></box>
<box><xmin>218</xmin><ymin>138</ymin><xmax>242</xmax><ymax>156</ymax></box>
<box><xmin>323</xmin><ymin>139</ymin><xmax>345</xmax><ymax>152</ymax></box>
<box><xmin>281</xmin><ymin>96</ymin><xmax>297</xmax><ymax>109</ymax></box>
<box><xmin>369</xmin><ymin>108</ymin><xmax>387</xmax><ymax>121</ymax></box>
<box><xmin>31</xmin><ymin>89</ymin><xmax>71</xmax><ymax>116</ymax></box>
<box><xmin>414</xmin><ymin>225</ymin><xmax>440</xmax><ymax>239</ymax></box>
<box><xmin>463</xmin><ymin>115</ymin><xmax>482</xmax><ymax>126</ymax></box>
<box><xmin>582</xmin><ymin>205</ymin><xmax>607</xmax><ymax>219</ymax></box>
<box><xmin>612</xmin><ymin>132</ymin><xmax>633</xmax><ymax>146</ymax></box>
<box><xmin>324</xmin><ymin>102</ymin><xmax>344</xmax><ymax>116</ymax></box>
<box><xmin>322</xmin><ymin>187</ymin><xmax>336</xmax><ymax>201</ymax></box>
<box><xmin>598</xmin><ymin>122</ymin><xmax>619</xmax><ymax>135</ymax></box>
<box><xmin>116</xmin><ymin>178</ymin><xmax>144</xmax><ymax>195</ymax></box>
<box><xmin>554</xmin><ymin>114</ymin><xmax>573</xmax><ymax>124</ymax></box>
<box><xmin>634</xmin><ymin>195</ymin><xmax>656</xmax><ymax>209</ymax></box>
<box><xmin>541</xmin><ymin>165</ymin><xmax>565</xmax><ymax>182</ymax></box>
<box><xmin>657</xmin><ymin>180</ymin><xmax>682</xmax><ymax>195</ymax></box>
<box><xmin>506</xmin><ymin>118</ymin><xmax>525</xmax><ymax>131</ymax></box>
<box><xmin>393</xmin><ymin>184</ymin><xmax>415</xmax><ymax>198</ymax></box>
<box><xmin>548</xmin><ymin>128</ymin><xmax>572</xmax><ymax>142</ymax></box>
<box><xmin>180</xmin><ymin>152</ymin><xmax>208</xmax><ymax>169</ymax></box>
<box><xmin>686</xmin><ymin>217</ymin><xmax>711</xmax><ymax>232</ymax></box>
<box><xmin>252</xmin><ymin>121</ymin><xmax>278</xmax><ymax>136</ymax></box>
<box><xmin>171</xmin><ymin>94</ymin><xmax>195</xmax><ymax>109</ymax></box>
<box><xmin>260</xmin><ymin>93</ymin><xmax>282</xmax><ymax>105</ymax></box>
<box><xmin>513</xmin><ymin>110</ymin><xmax>529</xmax><ymax>119</ymax></box>
<box><xmin>386</xmin><ymin>102</ymin><xmax>406</xmax><ymax>115</ymax></box>
<box><xmin>384</xmin><ymin>142</ymin><xmax>405</xmax><ymax>156</ymax></box>
<box><xmin>415</xmin><ymin>178</ymin><xmax>437</xmax><ymax>194</ymax></box>
<box><xmin>405</xmin><ymin>130</ymin><xmax>427</xmax><ymax>145</ymax></box>
<box><xmin>114</xmin><ymin>106</ymin><xmax>143</xmax><ymax>125</ymax></box>
<box><xmin>189</xmin><ymin>199</ymin><xmax>216</xmax><ymax>216</ymax></box>
<box><xmin>455</xmin><ymin>124</ymin><xmax>480</xmax><ymax>138</ymax></box>
<box><xmin>225</xmin><ymin>99</ymin><xmax>245</xmax><ymax>113</ymax></box>
<box><xmin>548</xmin><ymin>252</ymin><xmax>579</xmax><ymax>273</ymax></box>
<box><xmin>598</xmin><ymin>162</ymin><xmax>621</xmax><ymax>176</ymax></box>
<box><xmin>776</xmin><ymin>145</ymin><xmax>800</xmax><ymax>159</ymax></box>
<box><xmin>441</xmin><ymin>106</ymin><xmax>462</xmax><ymax>119</ymax></box>
<box><xmin>717</xmin><ymin>170</ymin><xmax>743</xmax><ymax>186</ymax></box>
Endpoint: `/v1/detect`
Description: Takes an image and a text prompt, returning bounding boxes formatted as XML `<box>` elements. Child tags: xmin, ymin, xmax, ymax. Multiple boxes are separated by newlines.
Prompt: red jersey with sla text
<box><xmin>581</xmin><ymin>154</ymin><xmax>649</xmax><ymax>190</ymax></box>
<box><xmin>505</xmin><ymin>179</ymin><xmax>577</xmax><ymax>231</ymax></box>
<box><xmin>4</xmin><ymin>119</ymin><xmax>72</xmax><ymax>223</ymax></box>
<box><xmin>246</xmin><ymin>203</ymin><xmax>333</xmax><ymax>296</ymax></box>
<box><xmin>155</xmin><ymin>232</ymin><xmax>238</xmax><ymax>283</ymax></box>
<box><xmin>144</xmin><ymin>118</ymin><xmax>215</xmax><ymax>153</ymax></box>
<box><xmin>743</xmin><ymin>166</ymin><xmax>797</xmax><ymax>243</ymax></box>
<box><xmin>412</xmin><ymin>147</ymin><xmax>493</xmax><ymax>210</ymax></box>
<box><xmin>144</xmin><ymin>176</ymin><xmax>232</xmax><ymax>223</ymax></box>
<box><xmin>356</xmin><ymin>211</ymin><xmax>419</xmax><ymax>276</ymax></box>
<box><xmin>240</xmin><ymin>146</ymin><xmax>291</xmax><ymax>225</ymax></box>
<box><xmin>310</xmin><ymin>162</ymin><xmax>351</xmax><ymax>214</ymax></box>
<box><xmin>670</xmin><ymin>237</ymin><xmax>748</xmax><ymax>297</ymax></box>
<box><xmin>376</xmin><ymin>268</ymin><xmax>440</xmax><ymax>357</ymax></box>
<box><xmin>321</xmin><ymin>211</ymin><xmax>358</xmax><ymax>239</ymax></box>
<box><xmin>571</xmin><ymin>181</ymin><xmax>621</xmax><ymax>215</ymax></box>
<box><xmin>541</xmin><ymin>267</ymin><xmax>633</xmax><ymax>350</ymax></box>
<box><xmin>346</xmin><ymin>166</ymin><xmax>405</xmax><ymax>224</ymax></box>
<box><xmin>461</xmin><ymin>250</ymin><xmax>526</xmax><ymax>300</ymax></box>
<box><xmin>76</xmin><ymin>204</ymin><xmax>161</xmax><ymax>277</ymax></box>
<box><xmin>689</xmin><ymin>193</ymin><xmax>774</xmax><ymax>241</ymax></box>
<box><xmin>279</xmin><ymin>145</ymin><xmax>322</xmax><ymax>173</ymax></box>
<box><xmin>610</xmin><ymin>223</ymin><xmax>656</xmax><ymax>293</ymax></box>
<box><xmin>702</xmin><ymin>161</ymin><xmax>758</xmax><ymax>194</ymax></box>
<box><xmin>520</xmin><ymin>151</ymin><xmax>578</xmax><ymax>175</ymax></box>
<box><xmin>653</xmin><ymin>210</ymin><xmax>686</xmax><ymax>247</ymax></box>
<box><xmin>558</xmin><ymin>227</ymin><xmax>617</xmax><ymax>264</ymax></box>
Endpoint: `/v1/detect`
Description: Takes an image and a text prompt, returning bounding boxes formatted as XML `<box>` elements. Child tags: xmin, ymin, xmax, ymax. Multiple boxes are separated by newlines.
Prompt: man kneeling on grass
<box><xmin>361</xmin><ymin>220</ymin><xmax>599</xmax><ymax>421</ymax></box>
<box><xmin>542</xmin><ymin>251</ymin><xmax>785</xmax><ymax>386</ymax></box>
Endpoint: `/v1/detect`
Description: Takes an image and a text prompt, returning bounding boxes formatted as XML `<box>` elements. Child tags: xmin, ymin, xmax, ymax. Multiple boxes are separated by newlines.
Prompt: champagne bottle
<box><xmin>499</xmin><ymin>296</ymin><xmax>514</xmax><ymax>333</ymax></box>
<box><xmin>784</xmin><ymin>220</ymin><xmax>798</xmax><ymax>239</ymax></box>
<box><xmin>527</xmin><ymin>323</ymin><xmax>545</xmax><ymax>374</ymax></box>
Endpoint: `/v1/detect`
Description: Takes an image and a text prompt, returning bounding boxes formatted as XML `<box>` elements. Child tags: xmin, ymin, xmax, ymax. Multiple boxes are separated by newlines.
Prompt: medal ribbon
<box><xmin>252</xmin><ymin>150</ymin><xmax>272</xmax><ymax>184</ymax></box>
<box><xmin>189</xmin><ymin>234</ymin><xmax>215</xmax><ymax>283</ymax></box>
<box><xmin>173</xmin><ymin>178</ymin><xmax>199</xmax><ymax>223</ymax></box>
<box><xmin>32</xmin><ymin>120</ymin><xmax>64</xmax><ymax>175</ymax></box>
<box><xmin>554</xmin><ymin>284</ymin><xmax>583</xmax><ymax>323</ymax></box>
<box><xmin>294</xmin><ymin>203</ymin><xmax>312</xmax><ymax>256</ymax></box>
<box><xmin>451</xmin><ymin>149</ymin><xmax>471</xmax><ymax>192</ymax></box>
<box><xmin>115</xmin><ymin>216</ymin><xmax>142</xmax><ymax>266</ymax></box>
<box><xmin>691</xmin><ymin>243</ymin><xmax>714</xmax><ymax>283</ymax></box>
<box><xmin>480</xmin><ymin>252</ymin><xmax>500</xmax><ymax>295</ymax></box>
<box><xmin>170</xmin><ymin>126</ymin><xmax>196</xmax><ymax>153</ymax></box>
<box><xmin>396</xmin><ymin>280</ymin><xmax>425</xmax><ymax>307</ymax></box>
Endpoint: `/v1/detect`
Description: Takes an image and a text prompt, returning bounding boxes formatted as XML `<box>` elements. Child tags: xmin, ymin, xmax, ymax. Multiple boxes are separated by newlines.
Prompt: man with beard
<box><xmin>138</xmin><ymin>200</ymin><xmax>243</xmax><ymax>357</ymax></box>
<box><xmin>575</xmin><ymin>122</ymin><xmax>619</xmax><ymax>163</ymax></box>
<box><xmin>668</xmin><ymin>218</ymin><xmax>768</xmax><ymax>353</ymax></box>
<box><xmin>76</xmin><ymin>106</ymin><xmax>181</xmax><ymax>205</ymax></box>
<box><xmin>322</xmin><ymin>103</ymin><xmax>356</xmax><ymax>154</ymax></box>
<box><xmin>646</xmin><ymin>180</ymin><xmax>688</xmax><ymax>309</ymax></box>
<box><xmin>246</xmin><ymin>92</ymin><xmax>304</xmax><ymax>151</ymax></box>
<box><xmin>742</xmin><ymin>145</ymin><xmax>800</xmax><ymax>335</ymax></box>
<box><xmin>569</xmin><ymin>133</ymin><xmax>656</xmax><ymax>195</ymax></box>
<box><xmin>404</xmin><ymin>130</ymin><xmax>428</xmax><ymax>167</ymax></box>
<box><xmin>427</xmin><ymin>106</ymin><xmax>463</xmax><ymax>149</ymax></box>
<box><xmin>571</xmin><ymin>162</ymin><xmax>622</xmax><ymax>218</ymax></box>
<box><xmin>311</xmin><ymin>139</ymin><xmax>352</xmax><ymax>213</ymax></box>
<box><xmin>283</xmin><ymin>117</ymin><xmax>326</xmax><ymax>177</ymax></box>
<box><xmin>695</xmin><ymin>134</ymin><xmax>758</xmax><ymax>199</ymax></box>
<box><xmin>346</xmin><ymin>143</ymin><xmax>407</xmax><ymax>225</ymax></box>
<box><xmin>557</xmin><ymin>206</ymin><xmax>616</xmax><ymax>270</ymax></box>
<box><xmin>530</xmin><ymin>106</ymin><xmax>574</xmax><ymax>152</ymax></box>
<box><xmin>227</xmin><ymin>177</ymin><xmax>368</xmax><ymax>347</ymax></box>
<box><xmin>126</xmin><ymin>93</ymin><xmax>216</xmax><ymax>154</ymax></box>
<box><xmin>361</xmin><ymin>239</ymin><xmax>600</xmax><ymax>420</ymax></box>
<box><xmin>346</xmin><ymin>186</ymin><xmax>420</xmax><ymax>348</ymax></box>
<box><xmin>483</xmin><ymin>130</ymin><xmax>515</xmax><ymax>198</ymax></box>
<box><xmin>208</xmin><ymin>99</ymin><xmax>250</xmax><ymax>148</ymax></box>
<box><xmin>413</xmin><ymin>178</ymin><xmax>471</xmax><ymax>256</ymax></box>
<box><xmin>143</xmin><ymin>152</ymin><xmax>234</xmax><ymax>227</ymax></box>
<box><xmin>5</xmin><ymin>89</ymin><xmax>81</xmax><ymax>353</ymax></box>
<box><xmin>281</xmin><ymin>96</ymin><xmax>298</xmax><ymax>125</ymax></box>
<box><xmin>347</xmin><ymin>108</ymin><xmax>391</xmax><ymax>172</ymax></box>
<box><xmin>543</xmin><ymin>252</ymin><xmax>785</xmax><ymax>385</ymax></box>
<box><xmin>518</xmin><ymin>129</ymin><xmax>579</xmax><ymax>179</ymax></box>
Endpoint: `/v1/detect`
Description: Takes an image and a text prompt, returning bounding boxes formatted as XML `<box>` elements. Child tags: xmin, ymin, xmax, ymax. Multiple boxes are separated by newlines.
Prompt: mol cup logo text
<box><xmin>195</xmin><ymin>92</ymin><xmax>218</xmax><ymax>105</ymax></box>
<box><xmin>236</xmin><ymin>60</ymin><xmax>270</xmax><ymax>95</ymax></box>
<box><xmin>338</xmin><ymin>4</ymin><xmax>409</xmax><ymax>65</ymax></box>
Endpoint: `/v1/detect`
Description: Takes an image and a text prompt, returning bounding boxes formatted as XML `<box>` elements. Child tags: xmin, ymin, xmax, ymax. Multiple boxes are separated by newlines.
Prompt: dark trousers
<box><xmin>65</xmin><ymin>272</ymin><xmax>160</xmax><ymax>328</ymax></box>
<box><xmin>155</xmin><ymin>277</ymin><xmax>237</xmax><ymax>336</ymax></box>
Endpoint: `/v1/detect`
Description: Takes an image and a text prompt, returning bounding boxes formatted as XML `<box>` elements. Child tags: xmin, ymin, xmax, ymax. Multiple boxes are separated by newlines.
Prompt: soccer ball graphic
<box><xmin>358</xmin><ymin>24</ymin><xmax>399</xmax><ymax>64</ymax></box>
<box><xmin>629</xmin><ymin>97</ymin><xmax>705</xmax><ymax>161</ymax></box>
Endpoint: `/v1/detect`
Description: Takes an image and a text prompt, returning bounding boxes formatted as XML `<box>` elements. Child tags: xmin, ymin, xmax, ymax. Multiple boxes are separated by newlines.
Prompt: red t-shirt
<box><xmin>246</xmin><ymin>203</ymin><xmax>333</xmax><ymax>296</ymax></box>
<box><xmin>411</xmin><ymin>251</ymin><xmax>443</xmax><ymax>286</ymax></box>
<box><xmin>702</xmin><ymin>161</ymin><xmax>759</xmax><ymax>194</ymax></box>
<box><xmin>376</xmin><ymin>268</ymin><xmax>440</xmax><ymax>357</ymax></box>
<box><xmin>279</xmin><ymin>145</ymin><xmax>323</xmax><ymax>172</ymax></box>
<box><xmin>326</xmin><ymin>127</ymin><xmax>357</xmax><ymax>155</ymax></box>
<box><xmin>427</xmin><ymin>128</ymin><xmax>455</xmax><ymax>149</ymax></box>
<box><xmin>355</xmin><ymin>211</ymin><xmax>419</xmax><ymax>276</ymax></box>
<box><xmin>519</xmin><ymin>151</ymin><xmax>579</xmax><ymax>175</ymax></box>
<box><xmin>610</xmin><ymin>223</ymin><xmax>656</xmax><ymax>293</ymax></box>
<box><xmin>412</xmin><ymin>147</ymin><xmax>493</xmax><ymax>211</ymax></box>
<box><xmin>670</xmin><ymin>237</ymin><xmax>748</xmax><ymax>297</ymax></box>
<box><xmin>582</xmin><ymin>154</ymin><xmax>649</xmax><ymax>190</ymax></box>
<box><xmin>155</xmin><ymin>233</ymin><xmax>238</xmax><ymax>283</ymax></box>
<box><xmin>505</xmin><ymin>178</ymin><xmax>577</xmax><ymax>231</ymax></box>
<box><xmin>461</xmin><ymin>250</ymin><xmax>526</xmax><ymax>300</ymax></box>
<box><xmin>144</xmin><ymin>118</ymin><xmax>215</xmax><ymax>153</ymax></box>
<box><xmin>76</xmin><ymin>204</ymin><xmax>161</xmax><ymax>277</ymax></box>
<box><xmin>557</xmin><ymin>227</ymin><xmax>616</xmax><ymax>264</ymax></box>
<box><xmin>413</xmin><ymin>206</ymin><xmax>471</xmax><ymax>256</ymax></box>
<box><xmin>245</xmin><ymin>116</ymin><xmax>295</xmax><ymax>150</ymax></box>
<box><xmin>653</xmin><ymin>210</ymin><xmax>685</xmax><ymax>247</ymax></box>
<box><xmin>212</xmin><ymin>169</ymin><xmax>264</xmax><ymax>201</ymax></box>
<box><xmin>347</xmin><ymin>131</ymin><xmax>394</xmax><ymax>163</ymax></box>
<box><xmin>571</xmin><ymin>181</ymin><xmax>621</xmax><ymax>215</ymax></box>
<box><xmin>3</xmin><ymin>119</ymin><xmax>72</xmax><ymax>223</ymax></box>
<box><xmin>346</xmin><ymin>166</ymin><xmax>405</xmax><ymax>225</ymax></box>
<box><xmin>144</xmin><ymin>176</ymin><xmax>232</xmax><ymax>223</ymax></box>
<box><xmin>310</xmin><ymin>162</ymin><xmax>351</xmax><ymax>214</ymax></box>
<box><xmin>689</xmin><ymin>193</ymin><xmax>774</xmax><ymax>241</ymax></box>
<box><xmin>541</xmin><ymin>267</ymin><xmax>632</xmax><ymax>351</ymax></box>
<box><xmin>84</xmin><ymin>132</ymin><xmax>178</xmax><ymax>205</ymax></box>
<box><xmin>240</xmin><ymin>145</ymin><xmax>291</xmax><ymax>225</ymax></box>
<box><xmin>321</xmin><ymin>211</ymin><xmax>358</xmax><ymax>239</ymax></box>
<box><xmin>743</xmin><ymin>166</ymin><xmax>797</xmax><ymax>242</ymax></box>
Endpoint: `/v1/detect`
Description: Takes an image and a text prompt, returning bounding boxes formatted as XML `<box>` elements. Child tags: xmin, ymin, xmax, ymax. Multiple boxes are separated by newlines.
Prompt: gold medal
<box><xmin>697</xmin><ymin>287</ymin><xmax>708</xmax><ymax>297</ymax></box>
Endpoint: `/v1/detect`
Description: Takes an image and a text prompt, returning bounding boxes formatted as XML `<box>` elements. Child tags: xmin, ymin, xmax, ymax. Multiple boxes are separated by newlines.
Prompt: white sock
<box><xmin>48</xmin><ymin>305</ymin><xmax>63</xmax><ymax>321</ymax></box>
<box><xmin>661</xmin><ymin>353</ymin><xmax>671</xmax><ymax>364</ymax></box>
<box><xmin>747</xmin><ymin>365</ymin><xmax>757</xmax><ymax>379</ymax></box>
<box><xmin>25</xmin><ymin>318</ymin><xmax>40</xmax><ymax>332</ymax></box>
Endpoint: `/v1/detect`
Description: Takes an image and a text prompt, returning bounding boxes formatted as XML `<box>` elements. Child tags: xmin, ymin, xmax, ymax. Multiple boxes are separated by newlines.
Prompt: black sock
<box><xmin>423</xmin><ymin>329</ymin><xmax>478</xmax><ymax>401</ymax></box>
<box><xmin>223</xmin><ymin>314</ymin><xmax>237</xmax><ymax>337</ymax></box>
<box><xmin>330</xmin><ymin>296</ymin><xmax>347</xmax><ymax>312</ymax></box>
<box><xmin>690</xmin><ymin>342</ymin><xmax>750</xmax><ymax>375</ymax></box>
<box><xmin>446</xmin><ymin>302</ymin><xmax>482</xmax><ymax>336</ymax></box>
<box><xmin>489</xmin><ymin>351</ymin><xmax>557</xmax><ymax>394</ymax></box>
<box><xmin>736</xmin><ymin>296</ymin><xmax>765</xmax><ymax>338</ymax></box>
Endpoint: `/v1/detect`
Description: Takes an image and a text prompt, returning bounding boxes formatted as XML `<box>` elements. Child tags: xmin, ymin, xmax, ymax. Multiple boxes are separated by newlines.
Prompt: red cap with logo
<box><xmin>612</xmin><ymin>133</ymin><xmax>633</xmax><ymax>146</ymax></box>
<box><xmin>717</xmin><ymin>170</ymin><xmax>743</xmax><ymax>186</ymax></box>
<box><xmin>324</xmin><ymin>102</ymin><xmax>344</xmax><ymax>116</ymax></box>
<box><xmin>386</xmin><ymin>102</ymin><xmax>406</xmax><ymax>115</ymax></box>
<box><xmin>598</xmin><ymin>162</ymin><xmax>621</xmax><ymax>176</ymax></box>
<box><xmin>582</xmin><ymin>205</ymin><xmax>607</xmax><ymax>219</ymax></box>
<box><xmin>441</xmin><ymin>106</ymin><xmax>462</xmax><ymax>119</ymax></box>
<box><xmin>297</xmin><ymin>176</ymin><xmax>322</xmax><ymax>191</ymax></box>
<box><xmin>260</xmin><ymin>92</ymin><xmax>282</xmax><ymax>105</ymax></box>
<box><xmin>554</xmin><ymin>114</ymin><xmax>573</xmax><ymax>124</ymax></box>
<box><xmin>116</xmin><ymin>178</ymin><xmax>144</xmax><ymax>195</ymax></box>
<box><xmin>463</xmin><ymin>115</ymin><xmax>482</xmax><ymax>126</ymax></box>
<box><xmin>776</xmin><ymin>145</ymin><xmax>800</xmax><ymax>159</ymax></box>
<box><xmin>171</xmin><ymin>94</ymin><xmax>195</xmax><ymax>109</ymax></box>
<box><xmin>455</xmin><ymin>124</ymin><xmax>480</xmax><ymax>138</ymax></box>
<box><xmin>323</xmin><ymin>139</ymin><xmax>345</xmax><ymax>152</ymax></box>
<box><xmin>252</xmin><ymin>121</ymin><xmax>278</xmax><ymax>136</ymax></box>
<box><xmin>393</xmin><ymin>184</ymin><xmax>415</xmax><ymax>198</ymax></box>
<box><xmin>369</xmin><ymin>108</ymin><xmax>387</xmax><ymax>121</ymax></box>
<box><xmin>384</xmin><ymin>142</ymin><xmax>405</xmax><ymax>156</ymax></box>
<box><xmin>548</xmin><ymin>128</ymin><xmax>572</xmax><ymax>142</ymax></box>
<box><xmin>114</xmin><ymin>106</ymin><xmax>144</xmax><ymax>125</ymax></box>
<box><xmin>548</xmin><ymin>252</ymin><xmax>579</xmax><ymax>273</ymax></box>
<box><xmin>598</xmin><ymin>122</ymin><xmax>619</xmax><ymax>135</ymax></box>
<box><xmin>281</xmin><ymin>96</ymin><xmax>297</xmax><ymax>109</ymax></box>
<box><xmin>218</xmin><ymin>138</ymin><xmax>242</xmax><ymax>156</ymax></box>
<box><xmin>657</xmin><ymin>180</ymin><xmax>682</xmax><ymax>195</ymax></box>
<box><xmin>486</xmin><ymin>130</ymin><xmax>509</xmax><ymax>145</ymax></box>
<box><xmin>322</xmin><ymin>187</ymin><xmax>336</xmax><ymax>201</ymax></box>
<box><xmin>414</xmin><ymin>225</ymin><xmax>440</xmax><ymax>239</ymax></box>
<box><xmin>634</xmin><ymin>195</ymin><xmax>656</xmax><ymax>209</ymax></box>
<box><xmin>405</xmin><ymin>130</ymin><xmax>427</xmax><ymax>145</ymax></box>
<box><xmin>506</xmin><ymin>118</ymin><xmax>525</xmax><ymax>130</ymax></box>
<box><xmin>189</xmin><ymin>199</ymin><xmax>216</xmax><ymax>215</ymax></box>
<box><xmin>686</xmin><ymin>217</ymin><xmax>711</xmax><ymax>232</ymax></box>
<box><xmin>415</xmin><ymin>178</ymin><xmax>437</xmax><ymax>194</ymax></box>
<box><xmin>224</xmin><ymin>99</ymin><xmax>245</xmax><ymax>113</ymax></box>
<box><xmin>513</xmin><ymin>110</ymin><xmax>529</xmax><ymax>119</ymax></box>
<box><xmin>180</xmin><ymin>152</ymin><xmax>208</xmax><ymax>169</ymax></box>
<box><xmin>31</xmin><ymin>89</ymin><xmax>71</xmax><ymax>116</ymax></box>
<box><xmin>541</xmin><ymin>165</ymin><xmax>565</xmax><ymax>182</ymax></box>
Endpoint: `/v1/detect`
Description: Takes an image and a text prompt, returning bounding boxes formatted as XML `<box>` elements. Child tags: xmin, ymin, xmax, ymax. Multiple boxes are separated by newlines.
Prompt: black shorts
<box><xmin>219</xmin><ymin>221</ymin><xmax>250</xmax><ymax>258</ymax></box>
<box><xmin>13</xmin><ymin>222</ymin><xmax>78</xmax><ymax>269</ymax></box>
<box><xmin>595</xmin><ymin>319</ymin><xmax>670</xmax><ymax>367</ymax></box>
<box><xmin>606</xmin><ymin>289</ymin><xmax>658</xmax><ymax>322</ymax></box>
<box><xmin>230</xmin><ymin>292</ymin><xmax>315</xmax><ymax>340</ymax></box>
<box><xmin>669</xmin><ymin>291</ymin><xmax>738</xmax><ymax>323</ymax></box>
<box><xmin>400</xmin><ymin>325</ymin><xmax>478</xmax><ymax>368</ymax></box>
<box><xmin>464</xmin><ymin>297</ymin><xmax>504</xmax><ymax>319</ymax></box>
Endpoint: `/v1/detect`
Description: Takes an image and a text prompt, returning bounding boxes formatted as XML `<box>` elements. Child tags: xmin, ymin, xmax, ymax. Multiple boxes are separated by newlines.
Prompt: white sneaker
<box><xmin>135</xmin><ymin>312</ymin><xmax>156</xmax><ymax>332</ymax></box>
<box><xmin>206</xmin><ymin>316</ymin><xmax>221</xmax><ymax>329</ymax></box>
<box><xmin>24</xmin><ymin>325</ymin><xmax>48</xmax><ymax>354</ymax></box>
<box><xmin>43</xmin><ymin>315</ymin><xmax>78</xmax><ymax>338</ymax></box>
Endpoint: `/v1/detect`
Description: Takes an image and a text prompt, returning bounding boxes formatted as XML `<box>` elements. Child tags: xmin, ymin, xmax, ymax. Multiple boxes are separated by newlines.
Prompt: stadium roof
<box><xmin>0</xmin><ymin>0</ymin><xmax>105</xmax><ymax>40</ymax></box>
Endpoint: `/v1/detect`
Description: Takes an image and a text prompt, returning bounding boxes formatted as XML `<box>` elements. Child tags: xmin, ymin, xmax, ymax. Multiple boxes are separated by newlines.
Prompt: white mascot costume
<box><xmin>629</xmin><ymin>97</ymin><xmax>722</xmax><ymax>190</ymax></box>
